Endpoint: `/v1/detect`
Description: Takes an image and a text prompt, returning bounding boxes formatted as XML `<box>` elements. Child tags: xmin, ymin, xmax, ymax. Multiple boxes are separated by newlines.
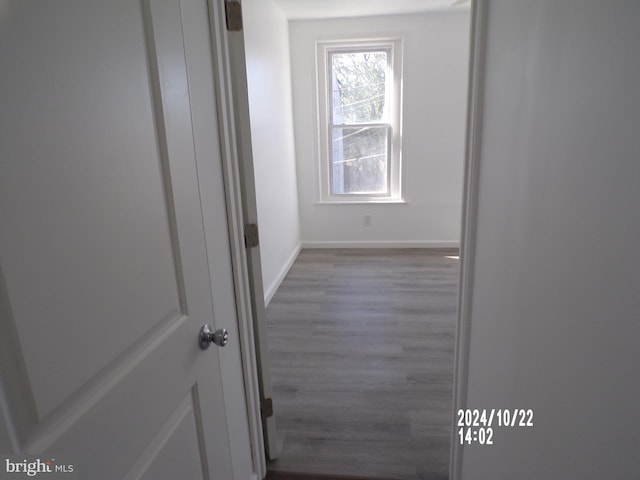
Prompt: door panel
<box><xmin>133</xmin><ymin>393</ymin><xmax>208</xmax><ymax>480</ymax></box>
<box><xmin>1</xmin><ymin>0</ymin><xmax>182</xmax><ymax>419</ymax></box>
<box><xmin>0</xmin><ymin>0</ymin><xmax>246</xmax><ymax>478</ymax></box>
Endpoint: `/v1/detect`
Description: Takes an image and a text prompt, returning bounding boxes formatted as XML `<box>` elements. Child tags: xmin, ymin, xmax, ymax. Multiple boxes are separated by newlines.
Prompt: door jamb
<box><xmin>205</xmin><ymin>0</ymin><xmax>266</xmax><ymax>478</ymax></box>
<box><xmin>450</xmin><ymin>0</ymin><xmax>488</xmax><ymax>478</ymax></box>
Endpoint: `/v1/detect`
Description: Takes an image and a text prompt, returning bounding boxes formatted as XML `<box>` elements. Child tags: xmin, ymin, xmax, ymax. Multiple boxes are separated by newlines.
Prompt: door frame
<box><xmin>204</xmin><ymin>0</ymin><xmax>266</xmax><ymax>477</ymax></box>
<box><xmin>214</xmin><ymin>0</ymin><xmax>280</xmax><ymax>463</ymax></box>
<box><xmin>449</xmin><ymin>0</ymin><xmax>487</xmax><ymax>479</ymax></box>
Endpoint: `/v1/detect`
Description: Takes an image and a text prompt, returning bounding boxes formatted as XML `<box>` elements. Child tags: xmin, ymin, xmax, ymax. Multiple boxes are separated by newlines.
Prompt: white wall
<box><xmin>243</xmin><ymin>0</ymin><xmax>301</xmax><ymax>302</ymax></box>
<box><xmin>289</xmin><ymin>12</ymin><xmax>470</xmax><ymax>247</ymax></box>
<box><xmin>460</xmin><ymin>1</ymin><xmax>640</xmax><ymax>478</ymax></box>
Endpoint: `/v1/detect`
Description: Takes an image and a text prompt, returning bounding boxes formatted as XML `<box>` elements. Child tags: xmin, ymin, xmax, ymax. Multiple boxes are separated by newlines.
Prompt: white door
<box><xmin>0</xmin><ymin>0</ymin><xmax>252</xmax><ymax>479</ymax></box>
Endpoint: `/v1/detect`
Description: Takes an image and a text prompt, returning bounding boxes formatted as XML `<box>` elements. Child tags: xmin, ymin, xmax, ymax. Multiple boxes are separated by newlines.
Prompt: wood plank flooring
<box><xmin>265</xmin><ymin>249</ymin><xmax>459</xmax><ymax>480</ymax></box>
<box><xmin>265</xmin><ymin>470</ymin><xmax>402</xmax><ymax>480</ymax></box>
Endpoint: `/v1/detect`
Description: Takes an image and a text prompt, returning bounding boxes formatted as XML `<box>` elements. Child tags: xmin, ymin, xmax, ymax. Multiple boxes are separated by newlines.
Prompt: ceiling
<box><xmin>271</xmin><ymin>0</ymin><xmax>470</xmax><ymax>20</ymax></box>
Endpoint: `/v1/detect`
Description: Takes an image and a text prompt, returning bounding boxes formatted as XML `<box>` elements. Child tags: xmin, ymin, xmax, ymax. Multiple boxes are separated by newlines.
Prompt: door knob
<box><xmin>199</xmin><ymin>324</ymin><xmax>229</xmax><ymax>349</ymax></box>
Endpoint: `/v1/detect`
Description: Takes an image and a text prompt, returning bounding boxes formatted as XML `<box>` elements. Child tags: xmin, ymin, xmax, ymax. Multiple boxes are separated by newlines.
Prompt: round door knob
<box><xmin>199</xmin><ymin>324</ymin><xmax>229</xmax><ymax>350</ymax></box>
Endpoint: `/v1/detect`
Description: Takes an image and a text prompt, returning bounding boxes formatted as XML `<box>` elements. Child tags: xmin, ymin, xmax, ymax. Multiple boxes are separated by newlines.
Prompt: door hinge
<box><xmin>224</xmin><ymin>0</ymin><xmax>243</xmax><ymax>32</ymax></box>
<box><xmin>244</xmin><ymin>223</ymin><xmax>259</xmax><ymax>248</ymax></box>
<box><xmin>260</xmin><ymin>398</ymin><xmax>274</xmax><ymax>419</ymax></box>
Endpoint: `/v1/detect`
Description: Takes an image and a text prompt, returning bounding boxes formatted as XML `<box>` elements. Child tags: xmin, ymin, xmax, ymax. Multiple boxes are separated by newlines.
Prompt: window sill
<box><xmin>314</xmin><ymin>198</ymin><xmax>407</xmax><ymax>205</ymax></box>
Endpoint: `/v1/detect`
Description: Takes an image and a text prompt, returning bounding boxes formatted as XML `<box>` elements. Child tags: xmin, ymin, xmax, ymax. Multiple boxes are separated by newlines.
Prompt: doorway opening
<box><xmin>239</xmin><ymin>1</ymin><xmax>472</xmax><ymax>478</ymax></box>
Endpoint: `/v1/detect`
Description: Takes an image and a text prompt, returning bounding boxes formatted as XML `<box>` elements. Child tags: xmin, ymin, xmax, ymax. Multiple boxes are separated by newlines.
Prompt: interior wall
<box><xmin>461</xmin><ymin>1</ymin><xmax>640</xmax><ymax>478</ymax></box>
<box><xmin>289</xmin><ymin>11</ymin><xmax>470</xmax><ymax>247</ymax></box>
<box><xmin>243</xmin><ymin>0</ymin><xmax>301</xmax><ymax>302</ymax></box>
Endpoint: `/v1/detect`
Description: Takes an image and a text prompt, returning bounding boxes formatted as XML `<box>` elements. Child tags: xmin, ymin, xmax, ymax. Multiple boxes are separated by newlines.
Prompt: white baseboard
<box><xmin>301</xmin><ymin>240</ymin><xmax>460</xmax><ymax>249</ymax></box>
<box><xmin>262</xmin><ymin>241</ymin><xmax>458</xmax><ymax>305</ymax></box>
<box><xmin>264</xmin><ymin>243</ymin><xmax>301</xmax><ymax>306</ymax></box>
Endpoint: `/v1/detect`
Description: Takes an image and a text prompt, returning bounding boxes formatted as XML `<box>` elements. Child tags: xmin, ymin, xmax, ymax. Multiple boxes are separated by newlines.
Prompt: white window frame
<box><xmin>315</xmin><ymin>38</ymin><xmax>404</xmax><ymax>203</ymax></box>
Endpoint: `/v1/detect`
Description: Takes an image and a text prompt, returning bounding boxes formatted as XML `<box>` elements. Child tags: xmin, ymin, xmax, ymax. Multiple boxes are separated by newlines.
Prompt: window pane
<box><xmin>332</xmin><ymin>51</ymin><xmax>387</xmax><ymax>124</ymax></box>
<box><xmin>332</xmin><ymin>126</ymin><xmax>389</xmax><ymax>195</ymax></box>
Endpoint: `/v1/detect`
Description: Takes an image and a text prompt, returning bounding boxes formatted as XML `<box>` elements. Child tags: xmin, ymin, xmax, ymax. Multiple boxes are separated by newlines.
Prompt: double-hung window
<box><xmin>316</xmin><ymin>38</ymin><xmax>403</xmax><ymax>202</ymax></box>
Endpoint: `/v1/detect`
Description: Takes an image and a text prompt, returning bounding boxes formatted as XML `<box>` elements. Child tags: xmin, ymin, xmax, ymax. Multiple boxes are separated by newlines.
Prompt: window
<box><xmin>316</xmin><ymin>38</ymin><xmax>403</xmax><ymax>202</ymax></box>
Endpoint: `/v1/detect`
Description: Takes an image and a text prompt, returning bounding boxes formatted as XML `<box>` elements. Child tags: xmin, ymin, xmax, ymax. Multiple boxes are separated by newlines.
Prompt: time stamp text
<box><xmin>457</xmin><ymin>409</ymin><xmax>534</xmax><ymax>445</ymax></box>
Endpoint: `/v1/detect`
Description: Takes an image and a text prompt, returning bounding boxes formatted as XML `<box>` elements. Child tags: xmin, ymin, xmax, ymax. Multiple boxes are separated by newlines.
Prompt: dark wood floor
<box><xmin>265</xmin><ymin>249</ymin><xmax>459</xmax><ymax>480</ymax></box>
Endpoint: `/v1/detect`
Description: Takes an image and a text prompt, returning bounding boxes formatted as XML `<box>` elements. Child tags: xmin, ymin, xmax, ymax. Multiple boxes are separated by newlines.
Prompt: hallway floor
<box><xmin>265</xmin><ymin>249</ymin><xmax>458</xmax><ymax>480</ymax></box>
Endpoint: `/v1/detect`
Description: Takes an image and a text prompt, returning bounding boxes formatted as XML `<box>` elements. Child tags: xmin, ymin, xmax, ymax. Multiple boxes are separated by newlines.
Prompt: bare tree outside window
<box><xmin>331</xmin><ymin>51</ymin><xmax>391</xmax><ymax>195</ymax></box>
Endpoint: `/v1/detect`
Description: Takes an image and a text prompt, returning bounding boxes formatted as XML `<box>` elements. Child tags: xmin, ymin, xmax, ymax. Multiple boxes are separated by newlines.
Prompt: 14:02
<box><xmin>458</xmin><ymin>427</ymin><xmax>494</xmax><ymax>445</ymax></box>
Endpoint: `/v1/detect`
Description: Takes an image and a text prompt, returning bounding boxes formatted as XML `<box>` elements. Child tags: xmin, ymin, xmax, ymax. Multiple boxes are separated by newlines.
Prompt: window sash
<box><xmin>328</xmin><ymin>48</ymin><xmax>391</xmax><ymax>126</ymax></box>
<box><xmin>330</xmin><ymin>124</ymin><xmax>392</xmax><ymax>196</ymax></box>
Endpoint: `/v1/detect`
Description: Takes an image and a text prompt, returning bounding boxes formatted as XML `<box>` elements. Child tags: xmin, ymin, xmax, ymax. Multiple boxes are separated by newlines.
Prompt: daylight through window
<box><xmin>317</xmin><ymin>39</ymin><xmax>403</xmax><ymax>202</ymax></box>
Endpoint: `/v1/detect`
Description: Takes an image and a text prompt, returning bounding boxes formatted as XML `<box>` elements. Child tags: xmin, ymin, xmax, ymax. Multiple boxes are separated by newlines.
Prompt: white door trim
<box><xmin>450</xmin><ymin>1</ymin><xmax>488</xmax><ymax>479</ymax></box>
<box><xmin>205</xmin><ymin>0</ymin><xmax>266</xmax><ymax>477</ymax></box>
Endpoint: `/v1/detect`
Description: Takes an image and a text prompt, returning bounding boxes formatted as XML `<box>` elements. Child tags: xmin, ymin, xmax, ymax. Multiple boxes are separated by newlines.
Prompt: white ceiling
<box><xmin>271</xmin><ymin>0</ymin><xmax>470</xmax><ymax>20</ymax></box>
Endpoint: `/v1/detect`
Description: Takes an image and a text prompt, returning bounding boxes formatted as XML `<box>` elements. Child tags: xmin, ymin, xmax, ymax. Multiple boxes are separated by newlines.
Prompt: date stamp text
<box><xmin>457</xmin><ymin>409</ymin><xmax>534</xmax><ymax>445</ymax></box>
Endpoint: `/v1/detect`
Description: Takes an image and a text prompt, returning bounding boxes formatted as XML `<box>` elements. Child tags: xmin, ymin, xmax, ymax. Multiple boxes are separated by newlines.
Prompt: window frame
<box><xmin>315</xmin><ymin>38</ymin><xmax>404</xmax><ymax>203</ymax></box>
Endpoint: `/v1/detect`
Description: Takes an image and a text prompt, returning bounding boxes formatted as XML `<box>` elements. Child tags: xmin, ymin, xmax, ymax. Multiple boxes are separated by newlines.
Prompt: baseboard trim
<box><xmin>264</xmin><ymin>243</ymin><xmax>301</xmax><ymax>306</ymax></box>
<box><xmin>263</xmin><ymin>241</ymin><xmax>459</xmax><ymax>305</ymax></box>
<box><xmin>301</xmin><ymin>240</ymin><xmax>460</xmax><ymax>249</ymax></box>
